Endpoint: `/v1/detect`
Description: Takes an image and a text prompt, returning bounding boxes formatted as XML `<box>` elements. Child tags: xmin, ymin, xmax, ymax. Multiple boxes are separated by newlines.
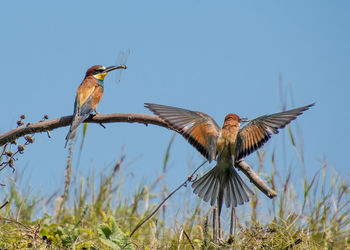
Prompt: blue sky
<box><xmin>1</xmin><ymin>1</ymin><xmax>349</xmax><ymax>214</ymax></box>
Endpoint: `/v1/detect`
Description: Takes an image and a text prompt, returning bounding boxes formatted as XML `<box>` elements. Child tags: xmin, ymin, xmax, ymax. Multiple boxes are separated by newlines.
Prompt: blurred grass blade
<box><xmin>76</xmin><ymin>123</ymin><xmax>88</xmax><ymax>167</ymax></box>
<box><xmin>163</xmin><ymin>132</ymin><xmax>176</xmax><ymax>173</ymax></box>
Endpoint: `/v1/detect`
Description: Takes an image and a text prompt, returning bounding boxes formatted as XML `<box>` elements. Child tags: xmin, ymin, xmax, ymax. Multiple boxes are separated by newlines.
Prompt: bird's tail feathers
<box><xmin>191</xmin><ymin>165</ymin><xmax>253</xmax><ymax>214</ymax></box>
<box><xmin>65</xmin><ymin>114</ymin><xmax>89</xmax><ymax>148</ymax></box>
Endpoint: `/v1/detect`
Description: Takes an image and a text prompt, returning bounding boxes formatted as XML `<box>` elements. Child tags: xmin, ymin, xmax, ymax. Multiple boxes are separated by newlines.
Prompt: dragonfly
<box><xmin>114</xmin><ymin>49</ymin><xmax>130</xmax><ymax>84</ymax></box>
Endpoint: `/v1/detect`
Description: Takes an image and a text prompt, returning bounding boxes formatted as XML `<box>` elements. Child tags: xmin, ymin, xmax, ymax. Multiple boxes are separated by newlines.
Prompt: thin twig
<box><xmin>0</xmin><ymin>216</ymin><xmax>31</xmax><ymax>229</ymax></box>
<box><xmin>0</xmin><ymin>216</ymin><xmax>44</xmax><ymax>244</ymax></box>
<box><xmin>182</xmin><ymin>229</ymin><xmax>195</xmax><ymax>250</ymax></box>
<box><xmin>0</xmin><ymin>139</ymin><xmax>31</xmax><ymax>173</ymax></box>
<box><xmin>0</xmin><ymin>201</ymin><xmax>8</xmax><ymax>210</ymax></box>
<box><xmin>121</xmin><ymin>241</ymin><xmax>141</xmax><ymax>250</ymax></box>
<box><xmin>129</xmin><ymin>160</ymin><xmax>207</xmax><ymax>237</ymax></box>
<box><xmin>285</xmin><ymin>238</ymin><xmax>302</xmax><ymax>249</ymax></box>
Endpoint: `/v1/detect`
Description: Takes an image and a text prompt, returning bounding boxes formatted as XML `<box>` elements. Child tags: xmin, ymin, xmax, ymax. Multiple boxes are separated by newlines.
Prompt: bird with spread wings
<box><xmin>145</xmin><ymin>103</ymin><xmax>314</xmax><ymax>214</ymax></box>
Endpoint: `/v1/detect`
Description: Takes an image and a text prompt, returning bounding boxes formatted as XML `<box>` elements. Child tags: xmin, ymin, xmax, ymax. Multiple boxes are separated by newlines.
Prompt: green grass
<box><xmin>0</xmin><ymin>118</ymin><xmax>349</xmax><ymax>249</ymax></box>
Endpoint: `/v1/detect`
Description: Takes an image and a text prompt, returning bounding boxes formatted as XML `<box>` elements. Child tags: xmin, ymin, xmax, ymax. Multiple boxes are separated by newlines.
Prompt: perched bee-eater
<box><xmin>145</xmin><ymin>103</ymin><xmax>314</xmax><ymax>214</ymax></box>
<box><xmin>65</xmin><ymin>64</ymin><xmax>127</xmax><ymax>147</ymax></box>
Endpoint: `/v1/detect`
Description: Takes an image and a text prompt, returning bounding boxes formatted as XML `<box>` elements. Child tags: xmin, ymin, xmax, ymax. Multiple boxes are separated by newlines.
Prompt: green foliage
<box><xmin>98</xmin><ymin>216</ymin><xmax>134</xmax><ymax>249</ymax></box>
<box><xmin>40</xmin><ymin>222</ymin><xmax>80</xmax><ymax>247</ymax></box>
<box><xmin>0</xmin><ymin>156</ymin><xmax>349</xmax><ymax>249</ymax></box>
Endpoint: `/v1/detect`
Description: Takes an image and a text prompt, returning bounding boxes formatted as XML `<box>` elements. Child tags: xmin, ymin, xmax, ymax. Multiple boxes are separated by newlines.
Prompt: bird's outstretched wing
<box><xmin>234</xmin><ymin>103</ymin><xmax>314</xmax><ymax>161</ymax></box>
<box><xmin>145</xmin><ymin>103</ymin><xmax>221</xmax><ymax>162</ymax></box>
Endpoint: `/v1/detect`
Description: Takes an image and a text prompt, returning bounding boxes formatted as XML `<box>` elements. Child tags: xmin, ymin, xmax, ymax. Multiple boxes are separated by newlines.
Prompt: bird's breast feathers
<box><xmin>90</xmin><ymin>86</ymin><xmax>104</xmax><ymax>109</ymax></box>
<box><xmin>216</xmin><ymin>130</ymin><xmax>237</xmax><ymax>158</ymax></box>
<box><xmin>76</xmin><ymin>81</ymin><xmax>103</xmax><ymax>109</ymax></box>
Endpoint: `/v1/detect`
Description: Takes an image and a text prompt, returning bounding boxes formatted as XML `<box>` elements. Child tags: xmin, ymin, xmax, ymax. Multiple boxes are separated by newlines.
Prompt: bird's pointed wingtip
<box><xmin>144</xmin><ymin>103</ymin><xmax>158</xmax><ymax>110</ymax></box>
<box><xmin>304</xmin><ymin>102</ymin><xmax>316</xmax><ymax>111</ymax></box>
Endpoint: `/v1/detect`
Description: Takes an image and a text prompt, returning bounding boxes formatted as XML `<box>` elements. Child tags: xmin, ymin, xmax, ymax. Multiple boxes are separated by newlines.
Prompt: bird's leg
<box><xmin>93</xmin><ymin>108</ymin><xmax>99</xmax><ymax>114</ymax></box>
<box><xmin>212</xmin><ymin>207</ymin><xmax>218</xmax><ymax>243</ymax></box>
<box><xmin>218</xmin><ymin>210</ymin><xmax>222</xmax><ymax>239</ymax></box>
<box><xmin>229</xmin><ymin>207</ymin><xmax>236</xmax><ymax>243</ymax></box>
<box><xmin>217</xmin><ymin>194</ymin><xmax>223</xmax><ymax>240</ymax></box>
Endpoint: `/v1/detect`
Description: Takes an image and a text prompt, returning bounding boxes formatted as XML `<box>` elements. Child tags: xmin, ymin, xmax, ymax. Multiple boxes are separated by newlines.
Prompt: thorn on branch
<box><xmin>98</xmin><ymin>122</ymin><xmax>106</xmax><ymax>129</ymax></box>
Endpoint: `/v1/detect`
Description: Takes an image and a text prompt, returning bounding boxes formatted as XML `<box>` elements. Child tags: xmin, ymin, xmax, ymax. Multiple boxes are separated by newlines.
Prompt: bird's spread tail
<box><xmin>192</xmin><ymin>165</ymin><xmax>253</xmax><ymax>214</ymax></box>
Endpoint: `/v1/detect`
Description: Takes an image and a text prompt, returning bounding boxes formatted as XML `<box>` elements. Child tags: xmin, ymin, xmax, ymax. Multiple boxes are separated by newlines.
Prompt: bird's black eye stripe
<box><xmin>94</xmin><ymin>69</ymin><xmax>104</xmax><ymax>74</ymax></box>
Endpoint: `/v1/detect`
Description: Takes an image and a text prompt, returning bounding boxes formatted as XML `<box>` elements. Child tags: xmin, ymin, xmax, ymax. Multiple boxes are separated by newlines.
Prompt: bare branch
<box><xmin>0</xmin><ymin>113</ymin><xmax>167</xmax><ymax>147</ymax></box>
<box><xmin>235</xmin><ymin>160</ymin><xmax>277</xmax><ymax>198</ymax></box>
<box><xmin>0</xmin><ymin>112</ymin><xmax>277</xmax><ymax>199</ymax></box>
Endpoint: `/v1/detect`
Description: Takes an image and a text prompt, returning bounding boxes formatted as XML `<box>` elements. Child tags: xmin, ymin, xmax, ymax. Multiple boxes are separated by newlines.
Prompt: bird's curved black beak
<box><xmin>103</xmin><ymin>65</ymin><xmax>127</xmax><ymax>73</ymax></box>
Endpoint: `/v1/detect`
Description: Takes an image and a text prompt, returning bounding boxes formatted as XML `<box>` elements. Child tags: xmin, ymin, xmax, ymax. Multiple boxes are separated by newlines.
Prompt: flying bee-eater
<box><xmin>65</xmin><ymin>64</ymin><xmax>127</xmax><ymax>148</ymax></box>
<box><xmin>145</xmin><ymin>103</ymin><xmax>314</xmax><ymax>214</ymax></box>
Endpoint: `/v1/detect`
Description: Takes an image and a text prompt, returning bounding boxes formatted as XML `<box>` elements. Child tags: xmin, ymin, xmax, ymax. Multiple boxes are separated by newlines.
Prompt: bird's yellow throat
<box><xmin>94</xmin><ymin>72</ymin><xmax>107</xmax><ymax>81</ymax></box>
